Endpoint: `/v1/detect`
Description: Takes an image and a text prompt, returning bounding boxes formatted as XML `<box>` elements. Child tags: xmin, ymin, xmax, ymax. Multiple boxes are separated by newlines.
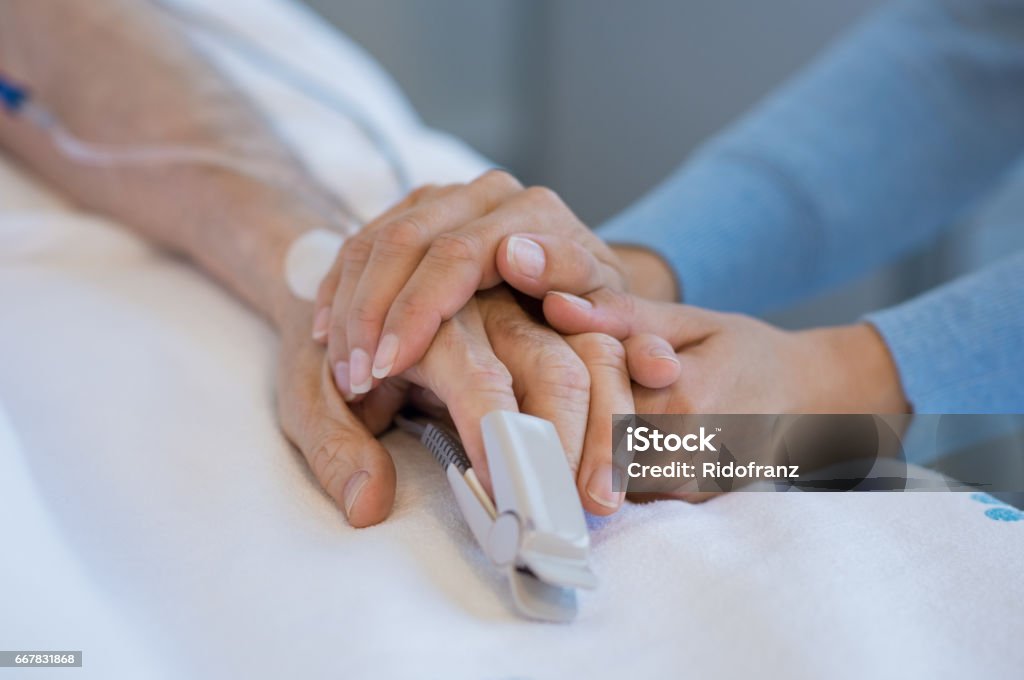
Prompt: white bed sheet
<box><xmin>1</xmin><ymin>1</ymin><xmax>1022</xmax><ymax>678</ymax></box>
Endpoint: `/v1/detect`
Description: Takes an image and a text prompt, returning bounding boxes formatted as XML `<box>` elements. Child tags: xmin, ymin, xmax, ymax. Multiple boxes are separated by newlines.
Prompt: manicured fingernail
<box><xmin>343</xmin><ymin>470</ymin><xmax>370</xmax><ymax>520</ymax></box>
<box><xmin>587</xmin><ymin>463</ymin><xmax>624</xmax><ymax>510</ymax></box>
<box><xmin>507</xmin><ymin>236</ymin><xmax>546</xmax><ymax>278</ymax></box>
<box><xmin>349</xmin><ymin>348</ymin><xmax>372</xmax><ymax>394</ymax></box>
<box><xmin>547</xmin><ymin>291</ymin><xmax>593</xmax><ymax>309</ymax></box>
<box><xmin>371</xmin><ymin>333</ymin><xmax>399</xmax><ymax>379</ymax></box>
<box><xmin>333</xmin><ymin>361</ymin><xmax>355</xmax><ymax>400</ymax></box>
<box><xmin>312</xmin><ymin>307</ymin><xmax>329</xmax><ymax>341</ymax></box>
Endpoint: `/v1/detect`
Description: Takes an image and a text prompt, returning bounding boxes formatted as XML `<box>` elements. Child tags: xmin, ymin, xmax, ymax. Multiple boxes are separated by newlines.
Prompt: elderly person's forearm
<box><xmin>0</xmin><ymin>0</ymin><xmax>339</xmax><ymax>327</ymax></box>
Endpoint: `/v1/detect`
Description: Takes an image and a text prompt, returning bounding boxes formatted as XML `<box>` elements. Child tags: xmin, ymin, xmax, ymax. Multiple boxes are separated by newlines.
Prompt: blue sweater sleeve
<box><xmin>598</xmin><ymin>0</ymin><xmax>1024</xmax><ymax>313</ymax></box>
<box><xmin>865</xmin><ymin>251</ymin><xmax>1024</xmax><ymax>412</ymax></box>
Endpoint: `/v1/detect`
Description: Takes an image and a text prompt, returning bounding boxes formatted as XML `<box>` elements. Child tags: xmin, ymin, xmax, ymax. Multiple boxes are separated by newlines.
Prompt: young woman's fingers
<box><xmin>367</xmin><ymin>224</ymin><xmax>512</xmax><ymax>385</ymax></box>
<box><xmin>326</xmin><ymin>234</ymin><xmax>372</xmax><ymax>385</ymax></box>
<box><xmin>323</xmin><ymin>191</ymin><xmax>448</xmax><ymax>380</ymax></box>
<box><xmin>312</xmin><ymin>255</ymin><xmax>344</xmax><ymax>343</ymax></box>
<box><xmin>495</xmin><ymin>233</ymin><xmax>622</xmax><ymax>299</ymax></box>
<box><xmin>276</xmin><ymin>335</ymin><xmax>396</xmax><ymax>528</ymax></box>
<box><xmin>564</xmin><ymin>332</ymin><xmax>633</xmax><ymax>515</ymax></box>
<box><xmin>371</xmin><ymin>195</ymin><xmax>580</xmax><ymax>383</ymax></box>
<box><xmin>323</xmin><ymin>185</ymin><xmax>463</xmax><ymax>389</ymax></box>
<box><xmin>623</xmin><ymin>333</ymin><xmax>681</xmax><ymax>388</ymax></box>
<box><xmin>478</xmin><ymin>288</ymin><xmax>590</xmax><ymax>477</ymax></box>
<box><xmin>311</xmin><ymin>184</ymin><xmax>438</xmax><ymax>342</ymax></box>
<box><xmin>493</xmin><ymin>188</ymin><xmax>619</xmax><ymax>295</ymax></box>
<box><xmin>364</xmin><ymin>184</ymin><xmax>597</xmax><ymax>384</ymax></box>
<box><xmin>401</xmin><ymin>300</ymin><xmax>520</xmax><ymax>491</ymax></box>
<box><xmin>541</xmin><ymin>288</ymin><xmax>634</xmax><ymax>339</ymax></box>
<box><xmin>334</xmin><ymin>171</ymin><xmax>522</xmax><ymax>394</ymax></box>
<box><xmin>543</xmin><ymin>288</ymin><xmax>720</xmax><ymax>348</ymax></box>
<box><xmin>628</xmin><ymin>360</ymin><xmax>720</xmax><ymax>505</ymax></box>
<box><xmin>631</xmin><ymin>353</ymin><xmax>703</xmax><ymax>415</ymax></box>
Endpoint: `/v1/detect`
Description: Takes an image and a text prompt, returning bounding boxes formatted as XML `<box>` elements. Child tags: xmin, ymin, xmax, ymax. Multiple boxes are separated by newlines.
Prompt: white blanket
<box><xmin>1</xmin><ymin>1</ymin><xmax>1022</xmax><ymax>678</ymax></box>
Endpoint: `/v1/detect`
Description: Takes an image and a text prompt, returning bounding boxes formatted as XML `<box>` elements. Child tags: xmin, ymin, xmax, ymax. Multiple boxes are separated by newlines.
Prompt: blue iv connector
<box><xmin>0</xmin><ymin>73</ymin><xmax>28</xmax><ymax>113</ymax></box>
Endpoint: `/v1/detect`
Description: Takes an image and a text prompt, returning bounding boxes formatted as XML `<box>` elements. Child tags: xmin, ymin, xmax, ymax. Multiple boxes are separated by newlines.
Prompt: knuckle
<box><xmin>464</xmin><ymin>357</ymin><xmax>514</xmax><ymax>393</ymax></box>
<box><xmin>615</xmin><ymin>290</ymin><xmax>636</xmax><ymax>316</ymax></box>
<box><xmin>341</xmin><ymin>237</ymin><xmax>373</xmax><ymax>267</ymax></box>
<box><xmin>430</xmin><ymin>231</ymin><xmax>483</xmax><ymax>266</ymax></box>
<box><xmin>573</xmin><ymin>332</ymin><xmax>626</xmax><ymax>369</ymax></box>
<box><xmin>377</xmin><ymin>216</ymin><xmax>430</xmax><ymax>252</ymax></box>
<box><xmin>533</xmin><ymin>346</ymin><xmax>591</xmax><ymax>399</ymax></box>
<box><xmin>478</xmin><ymin>168</ymin><xmax>521</xmax><ymax>191</ymax></box>
<box><xmin>307</xmin><ymin>433</ymin><xmax>349</xmax><ymax>493</ymax></box>
<box><xmin>408</xmin><ymin>183</ymin><xmax>438</xmax><ymax>202</ymax></box>
<box><xmin>523</xmin><ymin>185</ymin><xmax>563</xmax><ymax>208</ymax></box>
<box><xmin>490</xmin><ymin>319</ymin><xmax>592</xmax><ymax>399</ymax></box>
<box><xmin>487</xmin><ymin>302</ymin><xmax>543</xmax><ymax>345</ymax></box>
<box><xmin>348</xmin><ymin>300</ymin><xmax>382</xmax><ymax>327</ymax></box>
<box><xmin>328</xmin><ymin>315</ymin><xmax>348</xmax><ymax>339</ymax></box>
<box><xmin>605</xmin><ymin>291</ymin><xmax>637</xmax><ymax>330</ymax></box>
<box><xmin>676</xmin><ymin>395</ymin><xmax>698</xmax><ymax>413</ymax></box>
<box><xmin>388</xmin><ymin>293</ymin><xmax>429</xmax><ymax>326</ymax></box>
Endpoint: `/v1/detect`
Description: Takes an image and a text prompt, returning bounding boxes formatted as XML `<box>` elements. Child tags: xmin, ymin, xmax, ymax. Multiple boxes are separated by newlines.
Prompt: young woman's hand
<box><xmin>542</xmin><ymin>290</ymin><xmax>912</xmax><ymax>504</ymax></box>
<box><xmin>541</xmin><ymin>288</ymin><xmax>911</xmax><ymax>415</ymax></box>
<box><xmin>310</xmin><ymin>171</ymin><xmax>656</xmax><ymax>397</ymax></box>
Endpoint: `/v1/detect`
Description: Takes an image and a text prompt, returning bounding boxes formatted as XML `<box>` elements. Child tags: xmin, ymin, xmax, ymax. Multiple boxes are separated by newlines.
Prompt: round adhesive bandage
<box><xmin>284</xmin><ymin>228</ymin><xmax>346</xmax><ymax>301</ymax></box>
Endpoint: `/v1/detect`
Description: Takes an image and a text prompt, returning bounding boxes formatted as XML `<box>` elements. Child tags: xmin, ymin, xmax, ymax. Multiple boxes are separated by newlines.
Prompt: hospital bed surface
<box><xmin>1</xmin><ymin>1</ymin><xmax>1021</xmax><ymax>677</ymax></box>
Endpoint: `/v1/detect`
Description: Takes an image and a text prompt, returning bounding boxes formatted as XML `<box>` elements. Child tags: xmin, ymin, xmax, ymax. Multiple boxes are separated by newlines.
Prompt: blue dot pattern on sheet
<box><xmin>970</xmin><ymin>492</ymin><xmax>1023</xmax><ymax>522</ymax></box>
<box><xmin>985</xmin><ymin>507</ymin><xmax>1024</xmax><ymax>522</ymax></box>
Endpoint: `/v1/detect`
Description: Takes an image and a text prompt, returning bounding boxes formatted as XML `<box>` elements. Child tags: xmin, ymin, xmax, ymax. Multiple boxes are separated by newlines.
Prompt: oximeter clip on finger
<box><xmin>283</xmin><ymin>231</ymin><xmax>598</xmax><ymax>620</ymax></box>
<box><xmin>396</xmin><ymin>411</ymin><xmax>598</xmax><ymax>623</ymax></box>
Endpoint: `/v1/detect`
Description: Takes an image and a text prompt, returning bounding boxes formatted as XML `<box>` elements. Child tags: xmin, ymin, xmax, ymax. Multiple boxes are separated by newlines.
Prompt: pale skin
<box><xmin>314</xmin><ymin>173</ymin><xmax>682</xmax><ymax>390</ymax></box>
<box><xmin>0</xmin><ymin>0</ymin><xmax>675</xmax><ymax>523</ymax></box>
<box><xmin>313</xmin><ymin>170</ymin><xmax>912</xmax><ymax>437</ymax></box>
<box><xmin>0</xmin><ymin>2</ymin><xmax>909</xmax><ymax>528</ymax></box>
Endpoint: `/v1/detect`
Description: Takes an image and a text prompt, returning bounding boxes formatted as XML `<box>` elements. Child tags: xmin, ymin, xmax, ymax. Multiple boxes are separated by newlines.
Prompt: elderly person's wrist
<box><xmin>170</xmin><ymin>170</ymin><xmax>345</xmax><ymax>332</ymax></box>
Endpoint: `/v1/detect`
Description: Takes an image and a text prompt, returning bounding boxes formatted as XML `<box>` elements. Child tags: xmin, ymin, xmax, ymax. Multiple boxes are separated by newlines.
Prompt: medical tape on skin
<box><xmin>284</xmin><ymin>228</ymin><xmax>345</xmax><ymax>301</ymax></box>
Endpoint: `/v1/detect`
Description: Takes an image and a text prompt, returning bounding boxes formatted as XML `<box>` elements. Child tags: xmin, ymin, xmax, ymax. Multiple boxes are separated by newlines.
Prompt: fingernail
<box><xmin>349</xmin><ymin>348</ymin><xmax>372</xmax><ymax>394</ymax></box>
<box><xmin>651</xmin><ymin>348</ymin><xmax>680</xmax><ymax>365</ymax></box>
<box><xmin>343</xmin><ymin>470</ymin><xmax>370</xmax><ymax>520</ymax></box>
<box><xmin>587</xmin><ymin>463</ymin><xmax>624</xmax><ymax>510</ymax></box>
<box><xmin>312</xmin><ymin>307</ymin><xmax>329</xmax><ymax>341</ymax></box>
<box><xmin>333</xmin><ymin>361</ymin><xmax>355</xmax><ymax>400</ymax></box>
<box><xmin>507</xmin><ymin>236</ymin><xmax>546</xmax><ymax>278</ymax></box>
<box><xmin>547</xmin><ymin>291</ymin><xmax>593</xmax><ymax>309</ymax></box>
<box><xmin>371</xmin><ymin>333</ymin><xmax>399</xmax><ymax>380</ymax></box>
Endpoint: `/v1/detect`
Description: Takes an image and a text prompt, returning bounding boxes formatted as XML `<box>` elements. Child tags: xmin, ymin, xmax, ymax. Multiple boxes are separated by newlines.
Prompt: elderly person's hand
<box><xmin>0</xmin><ymin>0</ymin><xmax>675</xmax><ymax>527</ymax></box>
<box><xmin>310</xmin><ymin>171</ymin><xmax>679</xmax><ymax>396</ymax></box>
<box><xmin>279</xmin><ymin>285</ymin><xmax>676</xmax><ymax>523</ymax></box>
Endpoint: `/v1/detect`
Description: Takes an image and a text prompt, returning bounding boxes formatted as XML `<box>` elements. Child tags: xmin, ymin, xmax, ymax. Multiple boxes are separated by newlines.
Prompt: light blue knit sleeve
<box><xmin>598</xmin><ymin>0</ymin><xmax>1024</xmax><ymax>313</ymax></box>
<box><xmin>864</xmin><ymin>251</ymin><xmax>1024</xmax><ymax>412</ymax></box>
